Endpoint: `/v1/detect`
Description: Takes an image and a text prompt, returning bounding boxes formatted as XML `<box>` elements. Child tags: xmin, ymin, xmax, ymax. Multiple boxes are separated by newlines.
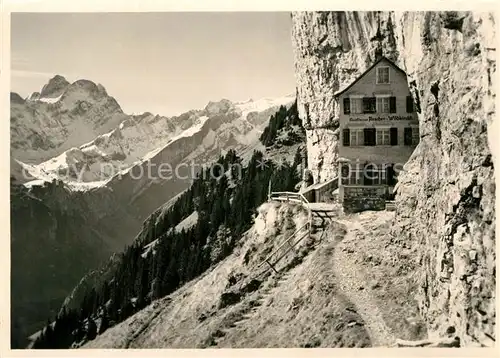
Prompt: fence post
<box><xmin>308</xmin><ymin>211</ymin><xmax>312</xmax><ymax>238</ymax></box>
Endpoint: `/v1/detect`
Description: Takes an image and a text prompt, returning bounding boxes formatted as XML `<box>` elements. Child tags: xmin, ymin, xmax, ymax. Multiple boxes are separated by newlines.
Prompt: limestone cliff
<box><xmin>291</xmin><ymin>11</ymin><xmax>495</xmax><ymax>347</ymax></box>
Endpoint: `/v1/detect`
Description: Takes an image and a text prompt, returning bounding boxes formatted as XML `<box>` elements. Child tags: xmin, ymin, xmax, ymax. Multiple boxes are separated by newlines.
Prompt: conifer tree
<box><xmin>99</xmin><ymin>307</ymin><xmax>110</xmax><ymax>335</ymax></box>
<box><xmin>86</xmin><ymin>317</ymin><xmax>97</xmax><ymax>341</ymax></box>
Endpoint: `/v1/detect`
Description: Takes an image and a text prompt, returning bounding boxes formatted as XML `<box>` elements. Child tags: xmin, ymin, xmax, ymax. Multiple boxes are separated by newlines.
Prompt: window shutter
<box><xmin>404</xmin><ymin>127</ymin><xmax>412</xmax><ymax>145</ymax></box>
<box><xmin>364</xmin><ymin>128</ymin><xmax>376</xmax><ymax>146</ymax></box>
<box><xmin>389</xmin><ymin>96</ymin><xmax>397</xmax><ymax>113</ymax></box>
<box><xmin>370</xmin><ymin>97</ymin><xmax>377</xmax><ymax>113</ymax></box>
<box><xmin>343</xmin><ymin>128</ymin><xmax>350</xmax><ymax>146</ymax></box>
<box><xmin>406</xmin><ymin>96</ymin><xmax>414</xmax><ymax>113</ymax></box>
<box><xmin>343</xmin><ymin>98</ymin><xmax>350</xmax><ymax>114</ymax></box>
<box><xmin>362</xmin><ymin>97</ymin><xmax>370</xmax><ymax>113</ymax></box>
<box><xmin>370</xmin><ymin>128</ymin><xmax>376</xmax><ymax>146</ymax></box>
<box><xmin>390</xmin><ymin>127</ymin><xmax>398</xmax><ymax>145</ymax></box>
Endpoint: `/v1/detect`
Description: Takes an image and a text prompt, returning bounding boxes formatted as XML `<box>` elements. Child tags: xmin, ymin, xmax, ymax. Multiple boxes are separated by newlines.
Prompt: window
<box><xmin>364</xmin><ymin>164</ymin><xmax>379</xmax><ymax>186</ymax></box>
<box><xmin>350</xmin><ymin>97</ymin><xmax>363</xmax><ymax>114</ymax></box>
<box><xmin>362</xmin><ymin>97</ymin><xmax>376</xmax><ymax>113</ymax></box>
<box><xmin>350</xmin><ymin>128</ymin><xmax>364</xmax><ymax>146</ymax></box>
<box><xmin>340</xmin><ymin>164</ymin><xmax>363</xmax><ymax>185</ymax></box>
<box><xmin>376</xmin><ymin>97</ymin><xmax>390</xmax><ymax>113</ymax></box>
<box><xmin>406</xmin><ymin>95</ymin><xmax>414</xmax><ymax>113</ymax></box>
<box><xmin>376</xmin><ymin>128</ymin><xmax>391</xmax><ymax>145</ymax></box>
<box><xmin>376</xmin><ymin>67</ymin><xmax>390</xmax><ymax>84</ymax></box>
<box><xmin>343</xmin><ymin>98</ymin><xmax>350</xmax><ymax>114</ymax></box>
<box><xmin>364</xmin><ymin>128</ymin><xmax>376</xmax><ymax>146</ymax></box>
<box><xmin>377</xmin><ymin>67</ymin><xmax>389</xmax><ymax>84</ymax></box>
<box><xmin>348</xmin><ymin>168</ymin><xmax>363</xmax><ymax>185</ymax></box>
<box><xmin>404</xmin><ymin>127</ymin><xmax>420</xmax><ymax>145</ymax></box>
<box><xmin>364</xmin><ymin>164</ymin><xmax>389</xmax><ymax>185</ymax></box>
<box><xmin>377</xmin><ymin>96</ymin><xmax>396</xmax><ymax>113</ymax></box>
<box><xmin>342</xmin><ymin>128</ymin><xmax>350</xmax><ymax>146</ymax></box>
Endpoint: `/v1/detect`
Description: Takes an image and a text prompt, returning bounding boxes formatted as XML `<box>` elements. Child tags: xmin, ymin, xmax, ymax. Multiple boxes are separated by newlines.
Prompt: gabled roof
<box><xmin>333</xmin><ymin>56</ymin><xmax>407</xmax><ymax>98</ymax></box>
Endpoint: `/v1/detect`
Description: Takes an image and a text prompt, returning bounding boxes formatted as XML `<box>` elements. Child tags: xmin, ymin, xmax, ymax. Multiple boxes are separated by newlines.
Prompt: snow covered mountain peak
<box><xmin>11</xmin><ymin>77</ymin><xmax>127</xmax><ymax>163</ymax></box>
<box><xmin>234</xmin><ymin>94</ymin><xmax>295</xmax><ymax>118</ymax></box>
<box><xmin>27</xmin><ymin>76</ymin><xmax>113</xmax><ymax>106</ymax></box>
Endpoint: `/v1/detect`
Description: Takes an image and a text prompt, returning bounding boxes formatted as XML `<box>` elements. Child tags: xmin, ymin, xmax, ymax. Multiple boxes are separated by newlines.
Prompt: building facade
<box><xmin>334</xmin><ymin>57</ymin><xmax>419</xmax><ymax>208</ymax></box>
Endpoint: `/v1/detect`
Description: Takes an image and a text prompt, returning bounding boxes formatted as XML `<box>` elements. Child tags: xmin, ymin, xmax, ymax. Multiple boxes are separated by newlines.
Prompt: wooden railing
<box><xmin>269</xmin><ymin>191</ymin><xmax>311</xmax><ymax>206</ymax></box>
<box><xmin>268</xmin><ymin>190</ymin><xmax>313</xmax><ymax>231</ymax></box>
<box><xmin>255</xmin><ymin>221</ymin><xmax>310</xmax><ymax>274</ymax></box>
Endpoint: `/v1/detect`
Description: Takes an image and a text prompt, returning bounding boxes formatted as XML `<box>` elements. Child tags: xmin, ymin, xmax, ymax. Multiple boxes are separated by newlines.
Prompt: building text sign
<box><xmin>349</xmin><ymin>115</ymin><xmax>414</xmax><ymax>122</ymax></box>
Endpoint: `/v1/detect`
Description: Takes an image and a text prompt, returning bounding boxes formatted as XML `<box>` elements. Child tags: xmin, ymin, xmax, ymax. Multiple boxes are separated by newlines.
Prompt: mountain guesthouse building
<box><xmin>334</xmin><ymin>56</ymin><xmax>419</xmax><ymax>213</ymax></box>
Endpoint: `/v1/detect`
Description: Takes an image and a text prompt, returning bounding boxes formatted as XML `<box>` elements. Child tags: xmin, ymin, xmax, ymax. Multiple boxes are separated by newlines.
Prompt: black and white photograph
<box><xmin>4</xmin><ymin>3</ymin><xmax>497</xmax><ymax>353</ymax></box>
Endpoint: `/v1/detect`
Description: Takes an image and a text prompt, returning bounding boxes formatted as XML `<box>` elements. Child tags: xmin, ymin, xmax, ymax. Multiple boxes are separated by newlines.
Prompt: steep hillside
<box><xmin>291</xmin><ymin>11</ymin><xmax>495</xmax><ymax>346</ymax></box>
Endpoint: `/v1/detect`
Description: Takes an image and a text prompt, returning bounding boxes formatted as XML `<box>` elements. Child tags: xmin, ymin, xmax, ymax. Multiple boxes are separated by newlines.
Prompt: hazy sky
<box><xmin>11</xmin><ymin>12</ymin><xmax>295</xmax><ymax>116</ymax></box>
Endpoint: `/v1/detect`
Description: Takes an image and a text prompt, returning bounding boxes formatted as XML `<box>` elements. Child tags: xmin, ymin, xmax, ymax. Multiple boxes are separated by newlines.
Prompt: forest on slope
<box><xmin>259</xmin><ymin>101</ymin><xmax>305</xmax><ymax>147</ymax></box>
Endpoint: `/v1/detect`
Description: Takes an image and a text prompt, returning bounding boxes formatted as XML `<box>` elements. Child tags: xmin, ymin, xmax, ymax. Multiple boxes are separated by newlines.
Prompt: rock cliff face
<box><xmin>291</xmin><ymin>11</ymin><xmax>495</xmax><ymax>347</ymax></box>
